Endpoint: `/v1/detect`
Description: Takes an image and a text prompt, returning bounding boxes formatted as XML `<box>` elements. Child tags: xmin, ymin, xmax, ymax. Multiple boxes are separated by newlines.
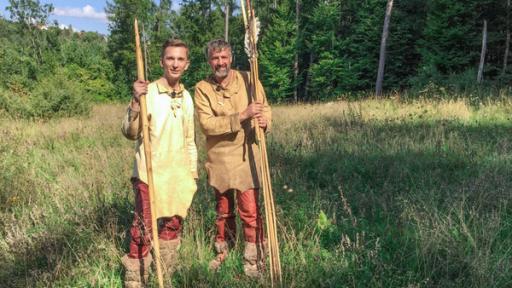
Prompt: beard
<box><xmin>214</xmin><ymin>66</ymin><xmax>230</xmax><ymax>78</ymax></box>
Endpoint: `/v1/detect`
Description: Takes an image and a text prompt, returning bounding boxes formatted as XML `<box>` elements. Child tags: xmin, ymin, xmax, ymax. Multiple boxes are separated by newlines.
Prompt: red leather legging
<box><xmin>128</xmin><ymin>179</ymin><xmax>182</xmax><ymax>259</ymax></box>
<box><xmin>215</xmin><ymin>188</ymin><xmax>264</xmax><ymax>244</ymax></box>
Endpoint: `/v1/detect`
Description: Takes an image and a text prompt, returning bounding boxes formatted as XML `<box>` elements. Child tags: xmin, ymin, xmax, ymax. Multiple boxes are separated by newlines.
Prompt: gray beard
<box><xmin>215</xmin><ymin>68</ymin><xmax>229</xmax><ymax>78</ymax></box>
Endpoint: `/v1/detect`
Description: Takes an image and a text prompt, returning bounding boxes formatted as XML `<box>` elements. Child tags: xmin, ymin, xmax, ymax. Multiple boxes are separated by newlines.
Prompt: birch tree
<box><xmin>477</xmin><ymin>19</ymin><xmax>488</xmax><ymax>83</ymax></box>
<box><xmin>375</xmin><ymin>0</ymin><xmax>393</xmax><ymax>96</ymax></box>
<box><xmin>503</xmin><ymin>0</ymin><xmax>510</xmax><ymax>75</ymax></box>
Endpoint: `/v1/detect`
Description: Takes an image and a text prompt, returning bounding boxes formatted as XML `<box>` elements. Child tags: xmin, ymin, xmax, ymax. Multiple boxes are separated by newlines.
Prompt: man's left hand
<box><xmin>255</xmin><ymin>115</ymin><xmax>267</xmax><ymax>129</ymax></box>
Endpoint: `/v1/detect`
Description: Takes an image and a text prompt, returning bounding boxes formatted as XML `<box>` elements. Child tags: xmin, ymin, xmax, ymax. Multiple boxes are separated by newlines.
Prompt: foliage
<box><xmin>259</xmin><ymin>1</ymin><xmax>296</xmax><ymax>102</ymax></box>
<box><xmin>106</xmin><ymin>0</ymin><xmax>157</xmax><ymax>97</ymax></box>
<box><xmin>417</xmin><ymin>0</ymin><xmax>495</xmax><ymax>75</ymax></box>
<box><xmin>308</xmin><ymin>52</ymin><xmax>356</xmax><ymax>100</ymax></box>
<box><xmin>6</xmin><ymin>0</ymin><xmax>53</xmax><ymax>64</ymax></box>
<box><xmin>173</xmin><ymin>0</ymin><xmax>226</xmax><ymax>86</ymax></box>
<box><xmin>3</xmin><ymin>0</ymin><xmax>512</xmax><ymax>112</ymax></box>
<box><xmin>0</xmin><ymin>3</ymin><xmax>114</xmax><ymax>119</ymax></box>
<box><xmin>0</xmin><ymin>68</ymin><xmax>91</xmax><ymax>119</ymax></box>
<box><xmin>59</xmin><ymin>32</ymin><xmax>116</xmax><ymax>101</ymax></box>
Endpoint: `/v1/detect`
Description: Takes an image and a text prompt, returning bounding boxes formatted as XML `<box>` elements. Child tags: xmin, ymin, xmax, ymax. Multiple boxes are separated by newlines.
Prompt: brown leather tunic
<box><xmin>194</xmin><ymin>70</ymin><xmax>271</xmax><ymax>193</ymax></box>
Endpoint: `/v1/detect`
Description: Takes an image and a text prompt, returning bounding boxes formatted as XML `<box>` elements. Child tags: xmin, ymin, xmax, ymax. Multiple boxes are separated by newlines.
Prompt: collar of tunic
<box><xmin>206</xmin><ymin>71</ymin><xmax>243</xmax><ymax>99</ymax></box>
<box><xmin>156</xmin><ymin>81</ymin><xmax>185</xmax><ymax>98</ymax></box>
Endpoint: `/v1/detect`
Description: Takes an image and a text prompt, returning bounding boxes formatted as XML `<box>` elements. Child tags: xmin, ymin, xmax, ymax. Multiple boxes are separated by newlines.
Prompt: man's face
<box><xmin>208</xmin><ymin>48</ymin><xmax>232</xmax><ymax>79</ymax></box>
<box><xmin>160</xmin><ymin>46</ymin><xmax>190</xmax><ymax>83</ymax></box>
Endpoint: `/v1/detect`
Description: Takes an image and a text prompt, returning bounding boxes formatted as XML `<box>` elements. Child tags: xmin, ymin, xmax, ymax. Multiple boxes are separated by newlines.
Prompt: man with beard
<box><xmin>121</xmin><ymin>39</ymin><xmax>197</xmax><ymax>287</ymax></box>
<box><xmin>194</xmin><ymin>39</ymin><xmax>271</xmax><ymax>277</ymax></box>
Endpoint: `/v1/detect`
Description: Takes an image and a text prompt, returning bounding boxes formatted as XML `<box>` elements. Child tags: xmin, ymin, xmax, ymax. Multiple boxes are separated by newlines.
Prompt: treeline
<box><xmin>107</xmin><ymin>0</ymin><xmax>512</xmax><ymax>102</ymax></box>
<box><xmin>0</xmin><ymin>1</ymin><xmax>116</xmax><ymax>118</ymax></box>
<box><xmin>1</xmin><ymin>0</ymin><xmax>511</xmax><ymax>118</ymax></box>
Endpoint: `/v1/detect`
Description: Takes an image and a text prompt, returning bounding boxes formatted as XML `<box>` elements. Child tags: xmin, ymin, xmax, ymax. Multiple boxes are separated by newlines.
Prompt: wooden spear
<box><xmin>240</xmin><ymin>1</ymin><xmax>282</xmax><ymax>286</ymax></box>
<box><xmin>134</xmin><ymin>18</ymin><xmax>165</xmax><ymax>288</ymax></box>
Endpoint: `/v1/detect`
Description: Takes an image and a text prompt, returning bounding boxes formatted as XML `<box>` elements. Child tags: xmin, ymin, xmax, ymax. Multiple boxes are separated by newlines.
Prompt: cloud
<box><xmin>58</xmin><ymin>23</ymin><xmax>79</xmax><ymax>32</ymax></box>
<box><xmin>53</xmin><ymin>5</ymin><xmax>108</xmax><ymax>22</ymax></box>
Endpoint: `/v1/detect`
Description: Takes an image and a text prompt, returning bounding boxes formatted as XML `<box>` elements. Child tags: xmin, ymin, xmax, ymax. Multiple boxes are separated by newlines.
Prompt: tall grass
<box><xmin>1</xmin><ymin>98</ymin><xmax>511</xmax><ymax>287</ymax></box>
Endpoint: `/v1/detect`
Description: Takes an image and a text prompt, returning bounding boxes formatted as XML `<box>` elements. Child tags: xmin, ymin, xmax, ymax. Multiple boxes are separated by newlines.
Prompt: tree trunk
<box><xmin>375</xmin><ymin>0</ymin><xmax>394</xmax><ymax>97</ymax></box>
<box><xmin>294</xmin><ymin>0</ymin><xmax>300</xmax><ymax>102</ymax></box>
<box><xmin>503</xmin><ymin>0</ymin><xmax>510</xmax><ymax>75</ymax></box>
<box><xmin>304</xmin><ymin>52</ymin><xmax>313</xmax><ymax>101</ymax></box>
<box><xmin>224</xmin><ymin>1</ymin><xmax>229</xmax><ymax>41</ymax></box>
<box><xmin>477</xmin><ymin>19</ymin><xmax>488</xmax><ymax>83</ymax></box>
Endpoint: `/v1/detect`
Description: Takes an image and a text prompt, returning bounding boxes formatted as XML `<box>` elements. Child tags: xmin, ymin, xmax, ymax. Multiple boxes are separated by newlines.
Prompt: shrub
<box><xmin>0</xmin><ymin>69</ymin><xmax>91</xmax><ymax>119</ymax></box>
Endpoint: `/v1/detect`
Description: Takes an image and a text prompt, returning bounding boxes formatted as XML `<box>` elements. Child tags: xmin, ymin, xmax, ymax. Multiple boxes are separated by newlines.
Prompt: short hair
<box><xmin>206</xmin><ymin>39</ymin><xmax>232</xmax><ymax>58</ymax></box>
<box><xmin>161</xmin><ymin>39</ymin><xmax>189</xmax><ymax>59</ymax></box>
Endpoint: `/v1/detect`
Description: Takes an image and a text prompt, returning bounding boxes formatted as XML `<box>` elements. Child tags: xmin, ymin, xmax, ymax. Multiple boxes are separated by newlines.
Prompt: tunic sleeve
<box><xmin>194</xmin><ymin>84</ymin><xmax>242</xmax><ymax>136</ymax></box>
<box><xmin>121</xmin><ymin>100</ymin><xmax>142</xmax><ymax>140</ymax></box>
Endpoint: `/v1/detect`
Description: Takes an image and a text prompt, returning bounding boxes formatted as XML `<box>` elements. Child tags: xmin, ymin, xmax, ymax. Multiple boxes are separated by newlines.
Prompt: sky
<box><xmin>0</xmin><ymin>0</ymin><xmax>182</xmax><ymax>35</ymax></box>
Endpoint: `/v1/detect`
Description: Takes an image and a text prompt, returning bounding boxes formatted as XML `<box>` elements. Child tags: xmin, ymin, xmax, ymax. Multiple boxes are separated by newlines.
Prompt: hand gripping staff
<box><xmin>134</xmin><ymin>18</ymin><xmax>165</xmax><ymax>288</ymax></box>
<box><xmin>240</xmin><ymin>1</ymin><xmax>283</xmax><ymax>286</ymax></box>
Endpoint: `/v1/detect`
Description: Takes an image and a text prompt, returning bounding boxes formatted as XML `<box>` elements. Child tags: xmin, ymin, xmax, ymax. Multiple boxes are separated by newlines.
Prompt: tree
<box><xmin>259</xmin><ymin>0</ymin><xmax>297</xmax><ymax>102</ymax></box>
<box><xmin>503</xmin><ymin>0</ymin><xmax>510</xmax><ymax>76</ymax></box>
<box><xmin>224</xmin><ymin>0</ymin><xmax>229</xmax><ymax>41</ymax></box>
<box><xmin>294</xmin><ymin>0</ymin><xmax>300</xmax><ymax>102</ymax></box>
<box><xmin>375</xmin><ymin>0</ymin><xmax>394</xmax><ymax>96</ymax></box>
<box><xmin>417</xmin><ymin>1</ymin><xmax>487</xmax><ymax>75</ymax></box>
<box><xmin>478</xmin><ymin>19</ymin><xmax>488</xmax><ymax>83</ymax></box>
<box><xmin>6</xmin><ymin>0</ymin><xmax>53</xmax><ymax>27</ymax></box>
<box><xmin>173</xmin><ymin>0</ymin><xmax>226</xmax><ymax>86</ymax></box>
<box><xmin>106</xmin><ymin>0</ymin><xmax>156</xmax><ymax>97</ymax></box>
<box><xmin>386</xmin><ymin>0</ymin><xmax>427</xmax><ymax>89</ymax></box>
<box><xmin>6</xmin><ymin>0</ymin><xmax>53</xmax><ymax>64</ymax></box>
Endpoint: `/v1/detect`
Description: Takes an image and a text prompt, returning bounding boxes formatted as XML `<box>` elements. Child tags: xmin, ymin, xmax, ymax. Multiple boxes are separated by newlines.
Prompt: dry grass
<box><xmin>1</xmin><ymin>99</ymin><xmax>512</xmax><ymax>287</ymax></box>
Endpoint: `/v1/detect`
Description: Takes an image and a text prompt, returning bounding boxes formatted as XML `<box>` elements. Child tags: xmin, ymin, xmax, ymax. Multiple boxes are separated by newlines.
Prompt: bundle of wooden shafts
<box><xmin>240</xmin><ymin>0</ymin><xmax>283</xmax><ymax>286</ymax></box>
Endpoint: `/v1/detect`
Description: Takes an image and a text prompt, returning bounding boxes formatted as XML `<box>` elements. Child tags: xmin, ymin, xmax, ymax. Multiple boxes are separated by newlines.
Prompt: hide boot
<box><xmin>243</xmin><ymin>242</ymin><xmax>266</xmax><ymax>278</ymax></box>
<box><xmin>159</xmin><ymin>238</ymin><xmax>181</xmax><ymax>276</ymax></box>
<box><xmin>122</xmin><ymin>253</ymin><xmax>152</xmax><ymax>288</ymax></box>
<box><xmin>208</xmin><ymin>241</ymin><xmax>229</xmax><ymax>271</ymax></box>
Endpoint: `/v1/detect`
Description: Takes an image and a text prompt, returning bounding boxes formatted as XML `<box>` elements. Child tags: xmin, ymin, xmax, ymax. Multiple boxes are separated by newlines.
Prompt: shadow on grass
<box><xmin>266</xmin><ymin>117</ymin><xmax>512</xmax><ymax>286</ymax></box>
<box><xmin>3</xmin><ymin>116</ymin><xmax>512</xmax><ymax>287</ymax></box>
<box><xmin>0</xmin><ymin>189</ymin><xmax>134</xmax><ymax>287</ymax></box>
<box><xmin>272</xmin><ymin>117</ymin><xmax>512</xmax><ymax>202</ymax></box>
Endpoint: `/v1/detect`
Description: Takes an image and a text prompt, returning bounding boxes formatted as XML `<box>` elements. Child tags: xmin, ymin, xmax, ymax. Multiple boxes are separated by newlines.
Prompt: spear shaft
<box><xmin>134</xmin><ymin>18</ymin><xmax>165</xmax><ymax>288</ymax></box>
<box><xmin>240</xmin><ymin>1</ymin><xmax>282</xmax><ymax>286</ymax></box>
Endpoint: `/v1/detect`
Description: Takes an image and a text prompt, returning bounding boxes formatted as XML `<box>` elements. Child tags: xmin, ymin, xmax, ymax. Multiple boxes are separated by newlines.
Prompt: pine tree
<box><xmin>172</xmin><ymin>0</ymin><xmax>225</xmax><ymax>86</ymax></box>
<box><xmin>259</xmin><ymin>0</ymin><xmax>297</xmax><ymax>102</ymax></box>
<box><xmin>106</xmin><ymin>0</ymin><xmax>156</xmax><ymax>97</ymax></box>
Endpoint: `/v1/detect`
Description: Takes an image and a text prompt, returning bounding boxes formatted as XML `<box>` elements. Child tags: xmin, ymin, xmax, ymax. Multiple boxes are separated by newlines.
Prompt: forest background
<box><xmin>1</xmin><ymin>0</ymin><xmax>511</xmax><ymax>116</ymax></box>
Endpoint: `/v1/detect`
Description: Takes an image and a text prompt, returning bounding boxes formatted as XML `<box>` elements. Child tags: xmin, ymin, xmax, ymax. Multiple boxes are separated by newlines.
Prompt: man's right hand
<box><xmin>131</xmin><ymin>80</ymin><xmax>149</xmax><ymax>110</ymax></box>
<box><xmin>240</xmin><ymin>101</ymin><xmax>264</xmax><ymax>122</ymax></box>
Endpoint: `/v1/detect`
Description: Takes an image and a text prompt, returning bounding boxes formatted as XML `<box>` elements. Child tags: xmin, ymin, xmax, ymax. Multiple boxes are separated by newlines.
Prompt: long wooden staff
<box><xmin>240</xmin><ymin>1</ymin><xmax>282</xmax><ymax>286</ymax></box>
<box><xmin>134</xmin><ymin>18</ymin><xmax>165</xmax><ymax>288</ymax></box>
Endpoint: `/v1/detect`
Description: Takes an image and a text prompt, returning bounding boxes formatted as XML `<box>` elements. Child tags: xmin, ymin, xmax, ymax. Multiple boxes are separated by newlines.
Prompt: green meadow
<box><xmin>1</xmin><ymin>98</ymin><xmax>512</xmax><ymax>287</ymax></box>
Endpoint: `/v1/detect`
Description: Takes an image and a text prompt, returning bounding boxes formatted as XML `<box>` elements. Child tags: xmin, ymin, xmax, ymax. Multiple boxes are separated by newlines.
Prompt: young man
<box><xmin>121</xmin><ymin>39</ymin><xmax>197</xmax><ymax>287</ymax></box>
<box><xmin>194</xmin><ymin>39</ymin><xmax>271</xmax><ymax>277</ymax></box>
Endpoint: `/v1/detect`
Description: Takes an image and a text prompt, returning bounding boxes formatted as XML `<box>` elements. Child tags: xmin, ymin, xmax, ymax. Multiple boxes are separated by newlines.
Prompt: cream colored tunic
<box><xmin>122</xmin><ymin>81</ymin><xmax>197</xmax><ymax>218</ymax></box>
<box><xmin>195</xmin><ymin>70</ymin><xmax>271</xmax><ymax>193</ymax></box>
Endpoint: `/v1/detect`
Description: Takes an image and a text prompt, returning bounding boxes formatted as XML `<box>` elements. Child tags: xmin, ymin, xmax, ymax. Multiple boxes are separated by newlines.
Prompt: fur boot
<box><xmin>243</xmin><ymin>242</ymin><xmax>266</xmax><ymax>278</ymax></box>
<box><xmin>159</xmin><ymin>238</ymin><xmax>181</xmax><ymax>276</ymax></box>
<box><xmin>122</xmin><ymin>253</ymin><xmax>152</xmax><ymax>288</ymax></box>
<box><xmin>208</xmin><ymin>241</ymin><xmax>229</xmax><ymax>271</ymax></box>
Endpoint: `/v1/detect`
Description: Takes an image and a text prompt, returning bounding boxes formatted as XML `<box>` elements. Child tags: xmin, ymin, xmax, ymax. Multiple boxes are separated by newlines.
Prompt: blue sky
<box><xmin>0</xmin><ymin>1</ymin><xmax>182</xmax><ymax>35</ymax></box>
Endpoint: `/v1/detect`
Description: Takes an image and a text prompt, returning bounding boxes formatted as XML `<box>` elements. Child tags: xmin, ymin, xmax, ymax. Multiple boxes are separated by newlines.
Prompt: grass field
<box><xmin>1</xmin><ymin>98</ymin><xmax>512</xmax><ymax>287</ymax></box>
